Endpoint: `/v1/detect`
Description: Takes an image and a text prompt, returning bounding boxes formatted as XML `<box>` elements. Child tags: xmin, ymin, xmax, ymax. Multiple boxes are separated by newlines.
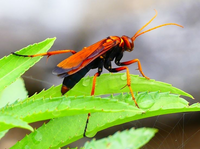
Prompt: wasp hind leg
<box><xmin>12</xmin><ymin>49</ymin><xmax>76</xmax><ymax>61</ymax></box>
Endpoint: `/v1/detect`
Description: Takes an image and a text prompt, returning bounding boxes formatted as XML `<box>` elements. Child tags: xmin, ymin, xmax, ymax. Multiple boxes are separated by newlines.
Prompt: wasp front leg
<box><xmin>104</xmin><ymin>56</ymin><xmax>138</xmax><ymax>108</ymax></box>
<box><xmin>115</xmin><ymin>52</ymin><xmax>150</xmax><ymax>80</ymax></box>
<box><xmin>107</xmin><ymin>66</ymin><xmax>139</xmax><ymax>108</ymax></box>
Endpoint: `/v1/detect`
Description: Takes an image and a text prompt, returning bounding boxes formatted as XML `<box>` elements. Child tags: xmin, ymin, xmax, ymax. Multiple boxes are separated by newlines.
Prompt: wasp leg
<box><xmin>83</xmin><ymin>58</ymin><xmax>104</xmax><ymax>137</ymax></box>
<box><xmin>12</xmin><ymin>49</ymin><xmax>76</xmax><ymax>59</ymax></box>
<box><xmin>115</xmin><ymin>58</ymin><xmax>150</xmax><ymax>80</ymax></box>
<box><xmin>107</xmin><ymin>66</ymin><xmax>139</xmax><ymax>108</ymax></box>
<box><xmin>104</xmin><ymin>52</ymin><xmax>142</xmax><ymax>108</ymax></box>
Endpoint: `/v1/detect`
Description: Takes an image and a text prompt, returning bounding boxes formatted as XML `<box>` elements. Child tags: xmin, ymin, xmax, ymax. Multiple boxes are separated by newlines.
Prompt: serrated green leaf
<box><xmin>11</xmin><ymin>92</ymin><xmax>199</xmax><ymax>149</ymax></box>
<box><xmin>0</xmin><ymin>38</ymin><xmax>56</xmax><ymax>92</ymax></box>
<box><xmin>0</xmin><ymin>112</ymin><xmax>33</xmax><ymax>132</ymax></box>
<box><xmin>0</xmin><ymin>77</ymin><xmax>27</xmax><ymax>108</ymax></box>
<box><xmin>1</xmin><ymin>96</ymin><xmax>142</xmax><ymax>123</ymax></box>
<box><xmin>84</xmin><ymin>127</ymin><xmax>158</xmax><ymax>149</ymax></box>
<box><xmin>25</xmin><ymin>73</ymin><xmax>193</xmax><ymax>101</ymax></box>
<box><xmin>11</xmin><ymin>115</ymin><xmax>86</xmax><ymax>149</ymax></box>
<box><xmin>28</xmin><ymin>85</ymin><xmax>62</xmax><ymax>100</ymax></box>
<box><xmin>66</xmin><ymin>73</ymin><xmax>193</xmax><ymax>99</ymax></box>
<box><xmin>86</xmin><ymin>92</ymin><xmax>192</xmax><ymax>137</ymax></box>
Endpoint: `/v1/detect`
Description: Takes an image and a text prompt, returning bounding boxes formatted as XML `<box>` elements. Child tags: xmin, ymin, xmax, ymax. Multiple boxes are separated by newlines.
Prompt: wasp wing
<box><xmin>53</xmin><ymin>37</ymin><xmax>120</xmax><ymax>77</ymax></box>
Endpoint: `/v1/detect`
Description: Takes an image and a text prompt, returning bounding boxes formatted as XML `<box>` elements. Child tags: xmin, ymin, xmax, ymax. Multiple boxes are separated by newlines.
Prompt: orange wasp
<box><xmin>13</xmin><ymin>10</ymin><xmax>183</xmax><ymax>137</ymax></box>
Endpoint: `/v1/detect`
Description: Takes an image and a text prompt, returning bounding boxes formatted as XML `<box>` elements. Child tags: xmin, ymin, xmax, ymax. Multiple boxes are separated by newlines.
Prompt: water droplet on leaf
<box><xmin>52</xmin><ymin>109</ymin><xmax>61</xmax><ymax>117</ymax></box>
<box><xmin>82</xmin><ymin>76</ymin><xmax>91</xmax><ymax>87</ymax></box>
<box><xmin>24</xmin><ymin>145</ymin><xmax>31</xmax><ymax>149</ymax></box>
<box><xmin>120</xmin><ymin>73</ymin><xmax>127</xmax><ymax>81</ymax></box>
<box><xmin>137</xmin><ymin>92</ymin><xmax>155</xmax><ymax>109</ymax></box>
<box><xmin>32</xmin><ymin>130</ymin><xmax>43</xmax><ymax>144</ymax></box>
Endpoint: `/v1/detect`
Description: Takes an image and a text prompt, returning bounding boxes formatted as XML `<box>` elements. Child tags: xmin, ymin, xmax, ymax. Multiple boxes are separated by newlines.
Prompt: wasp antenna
<box><xmin>135</xmin><ymin>23</ymin><xmax>183</xmax><ymax>39</ymax></box>
<box><xmin>132</xmin><ymin>9</ymin><xmax>158</xmax><ymax>41</ymax></box>
<box><xmin>131</xmin><ymin>9</ymin><xmax>183</xmax><ymax>42</ymax></box>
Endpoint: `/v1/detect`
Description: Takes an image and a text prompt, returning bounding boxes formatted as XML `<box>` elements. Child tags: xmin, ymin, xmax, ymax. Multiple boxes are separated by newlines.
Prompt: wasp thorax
<box><xmin>121</xmin><ymin>35</ymin><xmax>134</xmax><ymax>52</ymax></box>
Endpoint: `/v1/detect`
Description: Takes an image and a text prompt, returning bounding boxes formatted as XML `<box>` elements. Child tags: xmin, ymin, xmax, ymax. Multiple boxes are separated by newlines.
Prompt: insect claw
<box><xmin>121</xmin><ymin>84</ymin><xmax>128</xmax><ymax>90</ymax></box>
<box><xmin>135</xmin><ymin>102</ymin><xmax>139</xmax><ymax>108</ymax></box>
<box><xmin>145</xmin><ymin>76</ymin><xmax>150</xmax><ymax>80</ymax></box>
<box><xmin>142</xmin><ymin>75</ymin><xmax>150</xmax><ymax>80</ymax></box>
<box><xmin>46</xmin><ymin>56</ymin><xmax>49</xmax><ymax>63</ymax></box>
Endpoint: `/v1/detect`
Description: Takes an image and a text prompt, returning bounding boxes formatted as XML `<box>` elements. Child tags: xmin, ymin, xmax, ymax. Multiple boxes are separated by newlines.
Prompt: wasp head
<box><xmin>121</xmin><ymin>35</ymin><xmax>134</xmax><ymax>52</ymax></box>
